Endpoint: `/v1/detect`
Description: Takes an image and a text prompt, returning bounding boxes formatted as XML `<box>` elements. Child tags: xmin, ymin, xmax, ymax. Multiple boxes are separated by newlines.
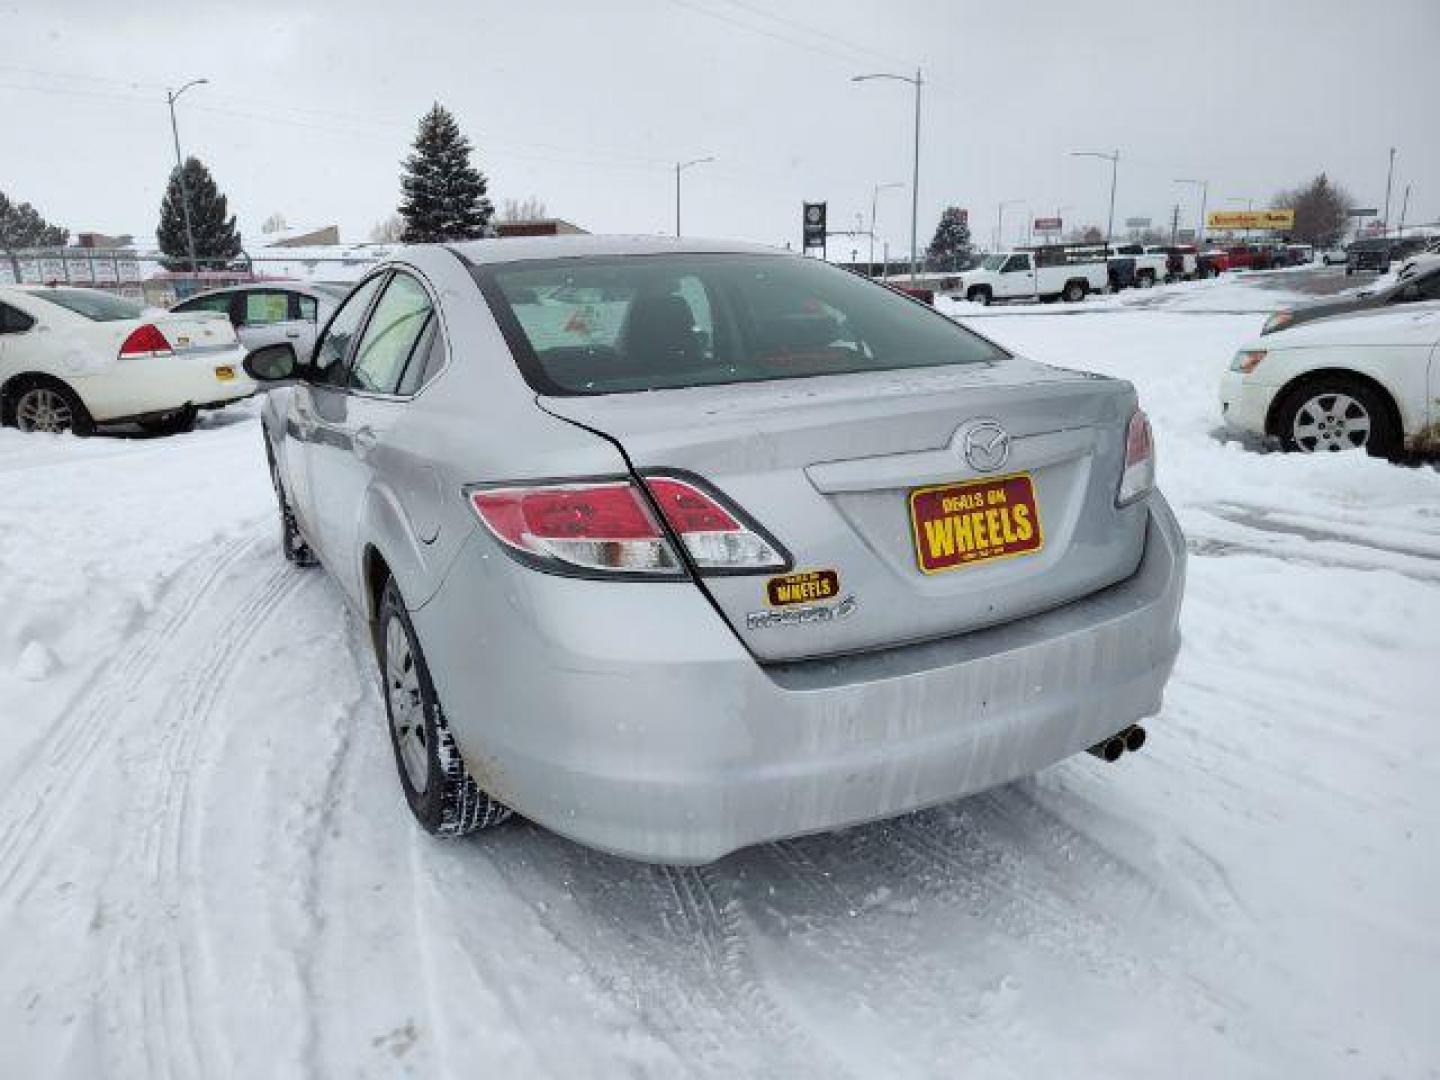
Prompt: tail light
<box><xmin>642</xmin><ymin>475</ymin><xmax>786</xmax><ymax>571</ymax></box>
<box><xmin>468</xmin><ymin>475</ymin><xmax>786</xmax><ymax>578</ymax></box>
<box><xmin>1116</xmin><ymin>409</ymin><xmax>1154</xmax><ymax>507</ymax></box>
<box><xmin>119</xmin><ymin>324</ymin><xmax>173</xmax><ymax>358</ymax></box>
<box><xmin>469</xmin><ymin>481</ymin><xmax>683</xmax><ymax>577</ymax></box>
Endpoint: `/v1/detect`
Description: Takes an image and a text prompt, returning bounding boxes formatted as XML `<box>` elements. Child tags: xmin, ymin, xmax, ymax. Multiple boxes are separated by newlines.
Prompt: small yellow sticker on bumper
<box><xmin>766</xmin><ymin>569</ymin><xmax>840</xmax><ymax>607</ymax></box>
<box><xmin>214</xmin><ymin>365</ymin><xmax>236</xmax><ymax>381</ymax></box>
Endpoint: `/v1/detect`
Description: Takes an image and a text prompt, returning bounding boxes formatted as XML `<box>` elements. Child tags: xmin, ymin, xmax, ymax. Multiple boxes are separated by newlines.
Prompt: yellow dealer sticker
<box><xmin>214</xmin><ymin>365</ymin><xmax>236</xmax><ymax>381</ymax></box>
<box><xmin>766</xmin><ymin>569</ymin><xmax>840</xmax><ymax>607</ymax></box>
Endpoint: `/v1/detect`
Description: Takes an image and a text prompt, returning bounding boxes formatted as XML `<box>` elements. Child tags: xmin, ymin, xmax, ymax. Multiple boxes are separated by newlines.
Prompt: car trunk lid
<box><xmin>540</xmin><ymin>358</ymin><xmax>1148</xmax><ymax>661</ymax></box>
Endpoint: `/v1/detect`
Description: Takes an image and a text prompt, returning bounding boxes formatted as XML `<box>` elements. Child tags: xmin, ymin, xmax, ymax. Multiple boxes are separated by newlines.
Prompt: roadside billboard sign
<box><xmin>1205</xmin><ymin>209</ymin><xmax>1295</xmax><ymax>231</ymax></box>
<box><xmin>1346</xmin><ymin>208</ymin><xmax>1378</xmax><ymax>217</ymax></box>
<box><xmin>1177</xmin><ymin>228</ymin><xmax>1196</xmax><ymax>243</ymax></box>
<box><xmin>1033</xmin><ymin>217</ymin><xmax>1063</xmax><ymax>233</ymax></box>
<box><xmin>1124</xmin><ymin>217</ymin><xmax>1151</xmax><ymax>229</ymax></box>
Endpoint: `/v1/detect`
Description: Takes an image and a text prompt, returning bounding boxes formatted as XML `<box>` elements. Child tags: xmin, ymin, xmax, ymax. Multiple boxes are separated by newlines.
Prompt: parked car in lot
<box><xmin>1108</xmin><ymin>244</ymin><xmax>1167</xmax><ymax>287</ymax></box>
<box><xmin>1262</xmin><ymin>264</ymin><xmax>1440</xmax><ymax>334</ymax></box>
<box><xmin>950</xmin><ymin>249</ymin><xmax>1105</xmax><ymax>305</ymax></box>
<box><xmin>1225</xmin><ymin>245</ymin><xmax>1274</xmax><ymax>271</ymax></box>
<box><xmin>949</xmin><ymin>247</ymin><xmax>1107</xmax><ymax>304</ymax></box>
<box><xmin>1221</xmin><ymin>302</ymin><xmax>1440</xmax><ymax>457</ymax></box>
<box><xmin>242</xmin><ymin>237</ymin><xmax>1185</xmax><ymax>864</ymax></box>
<box><xmin>1144</xmin><ymin>245</ymin><xmax>1198</xmax><ymax>281</ymax></box>
<box><xmin>171</xmin><ymin>281</ymin><xmax>350</xmax><ymax>358</ymax></box>
<box><xmin>1321</xmin><ymin>246</ymin><xmax>1349</xmax><ymax>266</ymax></box>
<box><xmin>0</xmin><ymin>285</ymin><xmax>252</xmax><ymax>434</ymax></box>
<box><xmin>1196</xmin><ymin>249</ymin><xmax>1230</xmax><ymax>277</ymax></box>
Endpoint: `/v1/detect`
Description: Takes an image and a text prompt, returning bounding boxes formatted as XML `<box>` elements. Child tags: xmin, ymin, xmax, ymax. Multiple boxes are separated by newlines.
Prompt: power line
<box><xmin>713</xmin><ymin>0</ymin><xmax>912</xmax><ymax>68</ymax></box>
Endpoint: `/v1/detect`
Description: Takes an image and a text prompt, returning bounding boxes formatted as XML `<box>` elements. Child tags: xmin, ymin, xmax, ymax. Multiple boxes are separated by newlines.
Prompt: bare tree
<box><xmin>261</xmin><ymin>211</ymin><xmax>288</xmax><ymax>234</ymax></box>
<box><xmin>369</xmin><ymin>213</ymin><xmax>405</xmax><ymax>243</ymax></box>
<box><xmin>500</xmin><ymin>196</ymin><xmax>548</xmax><ymax>223</ymax></box>
<box><xmin>1272</xmin><ymin>174</ymin><xmax>1354</xmax><ymax>247</ymax></box>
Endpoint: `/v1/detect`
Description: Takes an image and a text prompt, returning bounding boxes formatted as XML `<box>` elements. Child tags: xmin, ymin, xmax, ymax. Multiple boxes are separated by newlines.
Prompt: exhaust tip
<box><xmin>1087</xmin><ymin>735</ymin><xmax>1126</xmax><ymax>763</ymax></box>
<box><xmin>1124</xmin><ymin>725</ymin><xmax>1147</xmax><ymax>753</ymax></box>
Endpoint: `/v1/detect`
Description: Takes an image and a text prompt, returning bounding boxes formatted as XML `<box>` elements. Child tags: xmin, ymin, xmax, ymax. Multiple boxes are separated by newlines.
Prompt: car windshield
<box><xmin>978</xmin><ymin>254</ymin><xmax>1007</xmax><ymax>271</ymax></box>
<box><xmin>476</xmin><ymin>253</ymin><xmax>1008</xmax><ymax>395</ymax></box>
<box><xmin>30</xmin><ymin>288</ymin><xmax>145</xmax><ymax>322</ymax></box>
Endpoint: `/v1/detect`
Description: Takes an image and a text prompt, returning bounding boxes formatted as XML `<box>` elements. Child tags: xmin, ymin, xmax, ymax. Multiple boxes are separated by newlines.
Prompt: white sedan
<box><xmin>1220</xmin><ymin>302</ymin><xmax>1440</xmax><ymax>457</ymax></box>
<box><xmin>0</xmin><ymin>286</ymin><xmax>252</xmax><ymax>434</ymax></box>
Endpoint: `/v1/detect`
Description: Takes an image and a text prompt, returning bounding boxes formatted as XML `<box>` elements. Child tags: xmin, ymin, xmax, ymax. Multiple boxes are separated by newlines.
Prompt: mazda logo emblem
<box><xmin>960</xmin><ymin>421</ymin><xmax>1011</xmax><ymax>472</ymax></box>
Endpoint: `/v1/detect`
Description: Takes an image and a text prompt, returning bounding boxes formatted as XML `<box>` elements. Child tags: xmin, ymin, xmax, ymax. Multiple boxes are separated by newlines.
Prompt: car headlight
<box><xmin>1261</xmin><ymin>311</ymin><xmax>1293</xmax><ymax>335</ymax></box>
<box><xmin>1230</xmin><ymin>349</ymin><xmax>1267</xmax><ymax>374</ymax></box>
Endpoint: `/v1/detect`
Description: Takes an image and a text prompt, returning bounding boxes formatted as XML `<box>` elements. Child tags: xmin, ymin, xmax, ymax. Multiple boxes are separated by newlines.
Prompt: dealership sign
<box><xmin>1033</xmin><ymin>217</ymin><xmax>1062</xmax><ymax>233</ymax></box>
<box><xmin>1205</xmin><ymin>209</ymin><xmax>1296</xmax><ymax>230</ymax></box>
<box><xmin>1124</xmin><ymin>217</ymin><xmax>1151</xmax><ymax>229</ymax></box>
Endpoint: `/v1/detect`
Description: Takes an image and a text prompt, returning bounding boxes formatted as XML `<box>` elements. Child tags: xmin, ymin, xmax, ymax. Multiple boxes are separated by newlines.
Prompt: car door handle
<box><xmin>352</xmin><ymin>426</ymin><xmax>378</xmax><ymax>457</ymax></box>
<box><xmin>285</xmin><ymin>329</ymin><xmax>302</xmax><ymax>339</ymax></box>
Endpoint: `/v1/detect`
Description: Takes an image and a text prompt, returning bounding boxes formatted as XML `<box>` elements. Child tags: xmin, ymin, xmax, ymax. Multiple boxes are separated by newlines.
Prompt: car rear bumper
<box><xmin>73</xmin><ymin>348</ymin><xmax>254</xmax><ymax>422</ymax></box>
<box><xmin>1218</xmin><ymin>371</ymin><xmax>1276</xmax><ymax>437</ymax></box>
<box><xmin>416</xmin><ymin>494</ymin><xmax>1186</xmax><ymax>865</ymax></box>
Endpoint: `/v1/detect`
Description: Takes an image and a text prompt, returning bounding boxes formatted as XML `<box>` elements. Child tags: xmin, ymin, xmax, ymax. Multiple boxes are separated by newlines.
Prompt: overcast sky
<box><xmin>2</xmin><ymin>0</ymin><xmax>1435</xmax><ymax>256</ymax></box>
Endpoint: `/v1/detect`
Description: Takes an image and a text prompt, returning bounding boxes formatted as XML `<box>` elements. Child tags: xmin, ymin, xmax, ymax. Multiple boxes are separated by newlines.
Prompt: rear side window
<box><xmin>477</xmin><ymin>253</ymin><xmax>1007</xmax><ymax>395</ymax></box>
<box><xmin>241</xmin><ymin>290</ymin><xmax>293</xmax><ymax>326</ymax></box>
<box><xmin>297</xmin><ymin>294</ymin><xmax>318</xmax><ymax>321</ymax></box>
<box><xmin>348</xmin><ymin>273</ymin><xmax>433</xmax><ymax>394</ymax></box>
<box><xmin>30</xmin><ymin>288</ymin><xmax>144</xmax><ymax>322</ymax></box>
<box><xmin>0</xmin><ymin>302</ymin><xmax>35</xmax><ymax>333</ymax></box>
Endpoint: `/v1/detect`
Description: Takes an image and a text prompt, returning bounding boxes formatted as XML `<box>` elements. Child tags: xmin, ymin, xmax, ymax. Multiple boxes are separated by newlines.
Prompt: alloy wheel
<box><xmin>1292</xmin><ymin>392</ymin><xmax>1371</xmax><ymax>452</ymax></box>
<box><xmin>15</xmin><ymin>388</ymin><xmax>73</xmax><ymax>433</ymax></box>
<box><xmin>385</xmin><ymin>615</ymin><xmax>430</xmax><ymax>793</ymax></box>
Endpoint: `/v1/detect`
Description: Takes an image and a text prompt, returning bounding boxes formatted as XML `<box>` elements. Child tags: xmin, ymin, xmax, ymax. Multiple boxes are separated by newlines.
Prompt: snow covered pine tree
<box><xmin>156</xmin><ymin>157</ymin><xmax>241</xmax><ymax>271</ymax></box>
<box><xmin>398</xmin><ymin>104</ymin><xmax>494</xmax><ymax>243</ymax></box>
<box><xmin>926</xmin><ymin>207</ymin><xmax>973</xmax><ymax>271</ymax></box>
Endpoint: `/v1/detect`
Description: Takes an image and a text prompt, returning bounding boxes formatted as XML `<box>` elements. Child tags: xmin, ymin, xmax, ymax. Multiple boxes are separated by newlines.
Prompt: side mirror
<box><xmin>243</xmin><ymin>342</ymin><xmax>300</xmax><ymax>383</ymax></box>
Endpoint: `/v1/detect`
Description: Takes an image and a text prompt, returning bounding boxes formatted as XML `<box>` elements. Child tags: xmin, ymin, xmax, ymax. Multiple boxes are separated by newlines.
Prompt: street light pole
<box><xmin>869</xmin><ymin>180</ymin><xmax>904</xmax><ymax>276</ymax></box>
<box><xmin>674</xmin><ymin>156</ymin><xmax>715</xmax><ymax>238</ymax></box>
<box><xmin>166</xmin><ymin>78</ymin><xmax>208</xmax><ymax>273</ymax></box>
<box><xmin>1174</xmin><ymin>178</ymin><xmax>1208</xmax><ymax>244</ymax></box>
<box><xmin>852</xmin><ymin>69</ymin><xmax>923</xmax><ymax>282</ymax></box>
<box><xmin>1382</xmin><ymin>147</ymin><xmax>1397</xmax><ymax>235</ymax></box>
<box><xmin>1070</xmin><ymin>149</ymin><xmax>1120</xmax><ymax>248</ymax></box>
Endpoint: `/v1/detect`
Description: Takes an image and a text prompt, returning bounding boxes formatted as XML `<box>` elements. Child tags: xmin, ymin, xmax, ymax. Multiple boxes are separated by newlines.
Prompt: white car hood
<box><xmin>1255</xmin><ymin>301</ymin><xmax>1440</xmax><ymax>350</ymax></box>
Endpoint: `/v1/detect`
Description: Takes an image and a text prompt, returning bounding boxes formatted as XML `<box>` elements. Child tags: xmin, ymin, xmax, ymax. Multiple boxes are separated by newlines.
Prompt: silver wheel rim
<box><xmin>16</xmin><ymin>388</ymin><xmax>73</xmax><ymax>433</ymax></box>
<box><xmin>1293</xmin><ymin>392</ymin><xmax>1371</xmax><ymax>452</ymax></box>
<box><xmin>385</xmin><ymin>616</ymin><xmax>430</xmax><ymax>793</ymax></box>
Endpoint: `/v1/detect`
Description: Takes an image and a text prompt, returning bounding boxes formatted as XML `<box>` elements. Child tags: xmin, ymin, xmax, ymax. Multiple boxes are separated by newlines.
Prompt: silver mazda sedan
<box><xmin>243</xmin><ymin>236</ymin><xmax>1185</xmax><ymax>864</ymax></box>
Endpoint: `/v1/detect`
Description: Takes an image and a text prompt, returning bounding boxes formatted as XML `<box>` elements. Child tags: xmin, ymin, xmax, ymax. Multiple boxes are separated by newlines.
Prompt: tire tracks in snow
<box><xmin>0</xmin><ymin>535</ymin><xmax>256</xmax><ymax>908</ymax></box>
<box><xmin>99</xmin><ymin>552</ymin><xmax>302</xmax><ymax>1080</ymax></box>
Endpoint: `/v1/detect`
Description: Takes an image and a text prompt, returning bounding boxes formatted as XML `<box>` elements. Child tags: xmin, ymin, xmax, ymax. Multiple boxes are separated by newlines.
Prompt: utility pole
<box><xmin>1071</xmin><ymin>150</ymin><xmax>1119</xmax><ymax>248</ymax></box>
<box><xmin>674</xmin><ymin>156</ymin><xmax>715</xmax><ymax>238</ymax></box>
<box><xmin>1174</xmin><ymin>179</ymin><xmax>1208</xmax><ymax>245</ymax></box>
<box><xmin>1169</xmin><ymin>203</ymin><xmax>1181</xmax><ymax>245</ymax></box>
<box><xmin>852</xmin><ymin>68</ymin><xmax>923</xmax><ymax>282</ymax></box>
<box><xmin>1382</xmin><ymin>147</ymin><xmax>1397</xmax><ymax>235</ymax></box>
<box><xmin>869</xmin><ymin>181</ymin><xmax>904</xmax><ymax>277</ymax></box>
<box><xmin>1397</xmin><ymin>183</ymin><xmax>1410</xmax><ymax>238</ymax></box>
<box><xmin>166</xmin><ymin>78</ymin><xmax>208</xmax><ymax>273</ymax></box>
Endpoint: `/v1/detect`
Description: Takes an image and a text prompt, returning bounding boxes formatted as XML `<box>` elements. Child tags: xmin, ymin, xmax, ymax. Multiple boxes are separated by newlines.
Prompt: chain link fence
<box><xmin>0</xmin><ymin>247</ymin><xmax>391</xmax><ymax>307</ymax></box>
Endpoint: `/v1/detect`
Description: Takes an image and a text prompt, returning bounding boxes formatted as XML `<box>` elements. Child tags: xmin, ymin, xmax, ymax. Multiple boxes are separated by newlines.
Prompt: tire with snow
<box><xmin>967</xmin><ymin>287</ymin><xmax>992</xmax><ymax>306</ymax></box>
<box><xmin>1062</xmin><ymin>279</ymin><xmax>1088</xmax><ymax>303</ymax></box>
<box><xmin>1273</xmin><ymin>375</ymin><xmax>1399</xmax><ymax>458</ymax></box>
<box><xmin>1137</xmin><ymin>270</ymin><xmax>1156</xmax><ymax>288</ymax></box>
<box><xmin>378</xmin><ymin>578</ymin><xmax>511</xmax><ymax>837</ymax></box>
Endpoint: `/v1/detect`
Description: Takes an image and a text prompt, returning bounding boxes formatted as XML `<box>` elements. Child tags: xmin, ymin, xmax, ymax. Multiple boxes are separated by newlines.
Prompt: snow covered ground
<box><xmin>2</xmin><ymin>271</ymin><xmax>1437</xmax><ymax>1078</ymax></box>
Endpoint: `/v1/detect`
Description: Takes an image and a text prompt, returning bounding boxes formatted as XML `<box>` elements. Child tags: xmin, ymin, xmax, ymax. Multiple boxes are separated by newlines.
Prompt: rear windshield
<box><xmin>475</xmin><ymin>253</ymin><xmax>1007</xmax><ymax>395</ymax></box>
<box><xmin>31</xmin><ymin>288</ymin><xmax>145</xmax><ymax>322</ymax></box>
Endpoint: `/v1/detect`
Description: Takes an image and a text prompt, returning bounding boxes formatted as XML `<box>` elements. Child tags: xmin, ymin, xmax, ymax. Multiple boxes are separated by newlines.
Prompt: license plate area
<box><xmin>909</xmin><ymin>473</ymin><xmax>1044</xmax><ymax>574</ymax></box>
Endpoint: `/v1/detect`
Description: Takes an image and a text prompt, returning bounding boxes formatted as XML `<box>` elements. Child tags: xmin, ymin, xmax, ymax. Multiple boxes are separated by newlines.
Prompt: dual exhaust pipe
<box><xmin>1087</xmin><ymin>724</ymin><xmax>1146</xmax><ymax>763</ymax></box>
